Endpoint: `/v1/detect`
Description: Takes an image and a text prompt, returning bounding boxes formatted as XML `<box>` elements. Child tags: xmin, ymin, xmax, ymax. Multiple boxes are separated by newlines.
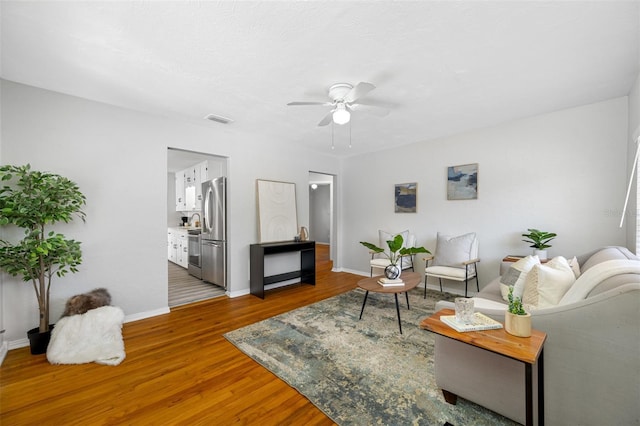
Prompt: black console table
<box><xmin>250</xmin><ymin>241</ymin><xmax>316</xmax><ymax>299</ymax></box>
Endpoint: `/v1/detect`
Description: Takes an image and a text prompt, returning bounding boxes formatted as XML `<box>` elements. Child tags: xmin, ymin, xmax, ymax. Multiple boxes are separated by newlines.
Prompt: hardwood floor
<box><xmin>0</xmin><ymin>258</ymin><xmax>359</xmax><ymax>425</ymax></box>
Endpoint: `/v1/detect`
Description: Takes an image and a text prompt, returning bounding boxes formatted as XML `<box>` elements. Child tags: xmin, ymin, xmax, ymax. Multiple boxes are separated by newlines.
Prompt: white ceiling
<box><xmin>2</xmin><ymin>1</ymin><xmax>639</xmax><ymax>158</ymax></box>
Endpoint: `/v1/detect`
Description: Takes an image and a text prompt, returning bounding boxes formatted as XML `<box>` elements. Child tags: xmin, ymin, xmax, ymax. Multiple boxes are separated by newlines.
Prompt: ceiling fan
<box><xmin>287</xmin><ymin>82</ymin><xmax>389</xmax><ymax>127</ymax></box>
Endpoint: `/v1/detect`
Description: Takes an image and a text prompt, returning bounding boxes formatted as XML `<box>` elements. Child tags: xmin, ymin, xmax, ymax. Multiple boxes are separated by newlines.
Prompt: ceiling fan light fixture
<box><xmin>332</xmin><ymin>103</ymin><xmax>350</xmax><ymax>125</ymax></box>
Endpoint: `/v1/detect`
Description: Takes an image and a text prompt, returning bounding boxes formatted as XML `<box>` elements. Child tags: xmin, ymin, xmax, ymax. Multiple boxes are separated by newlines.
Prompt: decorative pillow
<box><xmin>522</xmin><ymin>256</ymin><xmax>576</xmax><ymax>309</ymax></box>
<box><xmin>433</xmin><ymin>232</ymin><xmax>476</xmax><ymax>269</ymax></box>
<box><xmin>568</xmin><ymin>256</ymin><xmax>581</xmax><ymax>278</ymax></box>
<box><xmin>499</xmin><ymin>255</ymin><xmax>540</xmax><ymax>300</ymax></box>
<box><xmin>378</xmin><ymin>229</ymin><xmax>409</xmax><ymax>256</ymax></box>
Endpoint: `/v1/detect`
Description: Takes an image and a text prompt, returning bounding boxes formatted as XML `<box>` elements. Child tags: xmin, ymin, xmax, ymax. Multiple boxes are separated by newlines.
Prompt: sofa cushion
<box><xmin>433</xmin><ymin>232</ymin><xmax>476</xmax><ymax>268</ymax></box>
<box><xmin>499</xmin><ymin>255</ymin><xmax>540</xmax><ymax>300</ymax></box>
<box><xmin>581</xmin><ymin>246</ymin><xmax>639</xmax><ymax>272</ymax></box>
<box><xmin>560</xmin><ymin>259</ymin><xmax>640</xmax><ymax>304</ymax></box>
<box><xmin>522</xmin><ymin>256</ymin><xmax>575</xmax><ymax>309</ymax></box>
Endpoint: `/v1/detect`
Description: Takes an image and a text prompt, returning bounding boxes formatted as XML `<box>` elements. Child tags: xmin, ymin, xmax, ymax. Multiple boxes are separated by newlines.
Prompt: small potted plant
<box><xmin>505</xmin><ymin>286</ymin><xmax>531</xmax><ymax>337</ymax></box>
<box><xmin>521</xmin><ymin>228</ymin><xmax>556</xmax><ymax>260</ymax></box>
<box><xmin>360</xmin><ymin>234</ymin><xmax>429</xmax><ymax>279</ymax></box>
<box><xmin>0</xmin><ymin>164</ymin><xmax>86</xmax><ymax>354</ymax></box>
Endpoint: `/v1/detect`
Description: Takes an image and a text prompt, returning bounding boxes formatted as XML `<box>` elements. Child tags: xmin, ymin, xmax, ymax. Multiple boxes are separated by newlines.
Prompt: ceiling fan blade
<box><xmin>350</xmin><ymin>103</ymin><xmax>390</xmax><ymax>117</ymax></box>
<box><xmin>317</xmin><ymin>110</ymin><xmax>334</xmax><ymax>126</ymax></box>
<box><xmin>287</xmin><ymin>101</ymin><xmax>332</xmax><ymax>106</ymax></box>
<box><xmin>343</xmin><ymin>82</ymin><xmax>376</xmax><ymax>103</ymax></box>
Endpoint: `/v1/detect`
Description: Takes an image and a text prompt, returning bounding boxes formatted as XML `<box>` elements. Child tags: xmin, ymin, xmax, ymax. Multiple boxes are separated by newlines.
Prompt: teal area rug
<box><xmin>224</xmin><ymin>288</ymin><xmax>518</xmax><ymax>426</ymax></box>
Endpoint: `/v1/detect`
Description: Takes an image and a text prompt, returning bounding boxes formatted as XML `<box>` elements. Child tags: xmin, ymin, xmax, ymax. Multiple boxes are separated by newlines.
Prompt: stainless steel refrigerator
<box><xmin>201</xmin><ymin>177</ymin><xmax>226</xmax><ymax>289</ymax></box>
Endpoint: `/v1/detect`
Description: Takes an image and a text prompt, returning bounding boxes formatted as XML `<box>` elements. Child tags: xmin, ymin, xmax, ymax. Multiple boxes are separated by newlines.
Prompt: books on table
<box><xmin>441</xmin><ymin>312</ymin><xmax>503</xmax><ymax>332</ymax></box>
<box><xmin>378</xmin><ymin>278</ymin><xmax>405</xmax><ymax>287</ymax></box>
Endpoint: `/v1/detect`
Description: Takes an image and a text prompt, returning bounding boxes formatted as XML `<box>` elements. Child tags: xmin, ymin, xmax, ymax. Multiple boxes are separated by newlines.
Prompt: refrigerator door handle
<box><xmin>203</xmin><ymin>186</ymin><xmax>214</xmax><ymax>234</ymax></box>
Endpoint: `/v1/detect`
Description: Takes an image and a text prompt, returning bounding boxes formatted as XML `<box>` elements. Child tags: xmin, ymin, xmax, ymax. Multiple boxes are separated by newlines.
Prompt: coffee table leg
<box><xmin>405</xmin><ymin>291</ymin><xmax>410</xmax><ymax>309</ymax></box>
<box><xmin>395</xmin><ymin>293</ymin><xmax>402</xmax><ymax>334</ymax></box>
<box><xmin>359</xmin><ymin>291</ymin><xmax>369</xmax><ymax>320</ymax></box>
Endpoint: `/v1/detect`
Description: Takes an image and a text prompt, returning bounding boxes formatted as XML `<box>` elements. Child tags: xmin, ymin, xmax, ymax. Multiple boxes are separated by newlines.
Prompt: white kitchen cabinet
<box><xmin>176</xmin><ymin>160</ymin><xmax>209</xmax><ymax>212</ymax></box>
<box><xmin>168</xmin><ymin>230</ymin><xmax>177</xmax><ymax>263</ymax></box>
<box><xmin>168</xmin><ymin>228</ymin><xmax>188</xmax><ymax>268</ymax></box>
<box><xmin>177</xmin><ymin>231</ymin><xmax>188</xmax><ymax>268</ymax></box>
<box><xmin>196</xmin><ymin>161</ymin><xmax>208</xmax><ymax>210</ymax></box>
<box><xmin>175</xmin><ymin>170</ymin><xmax>186</xmax><ymax>211</ymax></box>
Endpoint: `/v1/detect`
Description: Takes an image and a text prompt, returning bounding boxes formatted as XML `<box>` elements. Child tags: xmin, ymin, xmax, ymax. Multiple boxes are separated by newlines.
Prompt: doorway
<box><xmin>308</xmin><ymin>172</ymin><xmax>336</xmax><ymax>270</ymax></box>
<box><xmin>167</xmin><ymin>147</ymin><xmax>228</xmax><ymax>307</ymax></box>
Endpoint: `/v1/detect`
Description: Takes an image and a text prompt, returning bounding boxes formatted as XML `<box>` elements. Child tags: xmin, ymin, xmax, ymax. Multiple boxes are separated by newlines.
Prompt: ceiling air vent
<box><xmin>204</xmin><ymin>113</ymin><xmax>234</xmax><ymax>124</ymax></box>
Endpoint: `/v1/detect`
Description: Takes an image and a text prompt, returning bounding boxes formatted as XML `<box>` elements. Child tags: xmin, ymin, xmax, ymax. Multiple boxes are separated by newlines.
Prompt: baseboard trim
<box><xmin>0</xmin><ymin>341</ymin><xmax>8</xmax><ymax>365</ymax></box>
<box><xmin>124</xmin><ymin>307</ymin><xmax>170</xmax><ymax>324</ymax></box>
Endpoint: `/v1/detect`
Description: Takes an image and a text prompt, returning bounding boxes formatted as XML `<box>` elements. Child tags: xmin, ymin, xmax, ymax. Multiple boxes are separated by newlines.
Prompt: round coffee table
<box><xmin>357</xmin><ymin>271</ymin><xmax>421</xmax><ymax>334</ymax></box>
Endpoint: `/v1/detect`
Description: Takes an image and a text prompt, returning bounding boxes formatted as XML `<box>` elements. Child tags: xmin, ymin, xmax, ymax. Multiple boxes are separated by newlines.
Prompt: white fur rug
<box><xmin>47</xmin><ymin>306</ymin><xmax>126</xmax><ymax>366</ymax></box>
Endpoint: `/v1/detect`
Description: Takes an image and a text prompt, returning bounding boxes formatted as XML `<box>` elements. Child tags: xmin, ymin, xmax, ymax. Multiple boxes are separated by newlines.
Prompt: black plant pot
<box><xmin>27</xmin><ymin>325</ymin><xmax>54</xmax><ymax>355</ymax></box>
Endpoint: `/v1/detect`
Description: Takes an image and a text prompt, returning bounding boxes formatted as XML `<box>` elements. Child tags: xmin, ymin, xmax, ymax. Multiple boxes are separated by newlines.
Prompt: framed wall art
<box><xmin>256</xmin><ymin>179</ymin><xmax>298</xmax><ymax>242</ymax></box>
<box><xmin>447</xmin><ymin>163</ymin><xmax>478</xmax><ymax>200</ymax></box>
<box><xmin>395</xmin><ymin>182</ymin><xmax>417</xmax><ymax>213</ymax></box>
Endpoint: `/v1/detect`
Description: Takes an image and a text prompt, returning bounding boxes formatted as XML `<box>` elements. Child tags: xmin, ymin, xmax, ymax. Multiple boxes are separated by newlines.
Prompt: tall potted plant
<box><xmin>521</xmin><ymin>228</ymin><xmax>556</xmax><ymax>260</ymax></box>
<box><xmin>0</xmin><ymin>164</ymin><xmax>86</xmax><ymax>354</ymax></box>
<box><xmin>360</xmin><ymin>234</ymin><xmax>429</xmax><ymax>279</ymax></box>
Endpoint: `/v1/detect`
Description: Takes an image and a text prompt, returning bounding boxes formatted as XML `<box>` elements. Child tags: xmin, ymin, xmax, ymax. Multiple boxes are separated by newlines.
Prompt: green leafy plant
<box><xmin>360</xmin><ymin>234</ymin><xmax>430</xmax><ymax>265</ymax></box>
<box><xmin>507</xmin><ymin>286</ymin><xmax>527</xmax><ymax>315</ymax></box>
<box><xmin>521</xmin><ymin>228</ymin><xmax>557</xmax><ymax>250</ymax></box>
<box><xmin>0</xmin><ymin>164</ymin><xmax>86</xmax><ymax>333</ymax></box>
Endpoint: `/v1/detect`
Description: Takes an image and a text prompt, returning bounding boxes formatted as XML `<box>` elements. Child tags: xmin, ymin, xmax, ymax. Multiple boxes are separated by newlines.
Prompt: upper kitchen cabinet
<box><xmin>175</xmin><ymin>170</ymin><xmax>186</xmax><ymax>211</ymax></box>
<box><xmin>176</xmin><ymin>160</ymin><xmax>209</xmax><ymax>212</ymax></box>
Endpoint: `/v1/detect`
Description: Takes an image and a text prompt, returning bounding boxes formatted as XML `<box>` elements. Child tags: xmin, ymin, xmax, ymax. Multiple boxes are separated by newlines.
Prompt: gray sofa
<box><xmin>433</xmin><ymin>246</ymin><xmax>640</xmax><ymax>425</ymax></box>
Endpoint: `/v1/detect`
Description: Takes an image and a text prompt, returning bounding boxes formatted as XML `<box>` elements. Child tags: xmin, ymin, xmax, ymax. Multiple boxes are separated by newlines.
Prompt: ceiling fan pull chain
<box><xmin>331</xmin><ymin>121</ymin><xmax>335</xmax><ymax>150</ymax></box>
<box><xmin>349</xmin><ymin>121</ymin><xmax>352</xmax><ymax>149</ymax></box>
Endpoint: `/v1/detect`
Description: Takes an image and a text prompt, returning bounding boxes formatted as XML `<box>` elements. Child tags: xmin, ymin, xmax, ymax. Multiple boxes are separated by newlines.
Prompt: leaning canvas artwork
<box><xmin>395</xmin><ymin>182</ymin><xmax>417</xmax><ymax>212</ymax></box>
<box><xmin>447</xmin><ymin>164</ymin><xmax>478</xmax><ymax>200</ymax></box>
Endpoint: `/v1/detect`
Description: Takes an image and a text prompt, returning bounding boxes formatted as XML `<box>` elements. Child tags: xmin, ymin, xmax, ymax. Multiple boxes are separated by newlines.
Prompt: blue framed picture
<box><xmin>447</xmin><ymin>163</ymin><xmax>478</xmax><ymax>200</ymax></box>
<box><xmin>395</xmin><ymin>182</ymin><xmax>417</xmax><ymax>213</ymax></box>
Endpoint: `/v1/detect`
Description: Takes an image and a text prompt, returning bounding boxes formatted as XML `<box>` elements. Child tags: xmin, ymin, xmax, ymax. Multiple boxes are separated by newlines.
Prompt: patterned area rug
<box><xmin>225</xmin><ymin>288</ymin><xmax>518</xmax><ymax>426</ymax></box>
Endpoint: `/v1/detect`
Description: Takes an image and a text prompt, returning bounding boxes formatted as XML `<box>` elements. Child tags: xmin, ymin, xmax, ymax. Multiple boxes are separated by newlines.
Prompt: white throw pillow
<box><xmin>378</xmin><ymin>230</ymin><xmax>409</xmax><ymax>256</ymax></box>
<box><xmin>522</xmin><ymin>256</ymin><xmax>576</xmax><ymax>309</ymax></box>
<box><xmin>432</xmin><ymin>232</ymin><xmax>476</xmax><ymax>269</ymax></box>
<box><xmin>499</xmin><ymin>255</ymin><xmax>540</xmax><ymax>300</ymax></box>
<box><xmin>568</xmin><ymin>256</ymin><xmax>581</xmax><ymax>278</ymax></box>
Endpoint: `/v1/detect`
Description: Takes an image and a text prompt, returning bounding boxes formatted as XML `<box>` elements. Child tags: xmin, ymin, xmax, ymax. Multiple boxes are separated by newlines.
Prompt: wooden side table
<box><xmin>420</xmin><ymin>309</ymin><xmax>547</xmax><ymax>426</ymax></box>
<box><xmin>357</xmin><ymin>271</ymin><xmax>421</xmax><ymax>334</ymax></box>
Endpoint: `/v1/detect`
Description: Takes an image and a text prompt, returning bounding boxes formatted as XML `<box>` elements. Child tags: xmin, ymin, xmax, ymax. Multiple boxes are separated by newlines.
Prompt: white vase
<box><xmin>533</xmin><ymin>249</ymin><xmax>547</xmax><ymax>260</ymax></box>
<box><xmin>504</xmin><ymin>311</ymin><xmax>532</xmax><ymax>337</ymax></box>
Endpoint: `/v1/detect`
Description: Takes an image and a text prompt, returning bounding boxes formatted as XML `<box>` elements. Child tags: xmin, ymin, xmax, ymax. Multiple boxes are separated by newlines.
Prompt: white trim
<box><xmin>0</xmin><ymin>341</ymin><xmax>8</xmax><ymax>365</ymax></box>
<box><xmin>227</xmin><ymin>288</ymin><xmax>250</xmax><ymax>298</ymax></box>
<box><xmin>8</xmin><ymin>337</ymin><xmax>28</xmax><ymax>350</ymax></box>
<box><xmin>124</xmin><ymin>307</ymin><xmax>170</xmax><ymax>324</ymax></box>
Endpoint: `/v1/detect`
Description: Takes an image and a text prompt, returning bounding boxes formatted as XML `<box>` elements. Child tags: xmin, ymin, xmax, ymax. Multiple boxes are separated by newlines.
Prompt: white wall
<box><xmin>0</xmin><ymin>80</ymin><xmax>340</xmax><ymax>345</ymax></box>
<box><xmin>340</xmin><ymin>97</ymin><xmax>629</xmax><ymax>293</ymax></box>
<box><xmin>627</xmin><ymin>73</ymin><xmax>640</xmax><ymax>251</ymax></box>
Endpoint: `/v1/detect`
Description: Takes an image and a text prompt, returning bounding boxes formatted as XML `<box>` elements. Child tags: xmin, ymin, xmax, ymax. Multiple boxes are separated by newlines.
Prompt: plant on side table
<box><xmin>521</xmin><ymin>228</ymin><xmax>556</xmax><ymax>260</ymax></box>
<box><xmin>360</xmin><ymin>234</ymin><xmax>429</xmax><ymax>279</ymax></box>
<box><xmin>0</xmin><ymin>164</ymin><xmax>86</xmax><ymax>354</ymax></box>
<box><xmin>505</xmin><ymin>286</ymin><xmax>531</xmax><ymax>337</ymax></box>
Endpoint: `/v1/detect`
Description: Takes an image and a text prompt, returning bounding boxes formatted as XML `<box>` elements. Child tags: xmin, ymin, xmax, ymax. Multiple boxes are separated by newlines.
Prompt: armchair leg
<box><xmin>475</xmin><ymin>272</ymin><xmax>480</xmax><ymax>292</ymax></box>
<box><xmin>438</xmin><ymin>278</ymin><xmax>442</xmax><ymax>293</ymax></box>
<box><xmin>424</xmin><ymin>276</ymin><xmax>427</xmax><ymax>299</ymax></box>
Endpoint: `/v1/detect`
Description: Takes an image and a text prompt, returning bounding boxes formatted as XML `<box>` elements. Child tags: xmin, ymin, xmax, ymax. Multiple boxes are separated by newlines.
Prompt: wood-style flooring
<box><xmin>0</xmin><ymin>244</ymin><xmax>355</xmax><ymax>425</ymax></box>
<box><xmin>168</xmin><ymin>261</ymin><xmax>225</xmax><ymax>307</ymax></box>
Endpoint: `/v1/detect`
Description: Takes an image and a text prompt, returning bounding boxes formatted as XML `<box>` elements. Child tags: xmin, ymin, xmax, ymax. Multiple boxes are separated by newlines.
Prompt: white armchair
<box><xmin>424</xmin><ymin>232</ymin><xmax>480</xmax><ymax>297</ymax></box>
<box><xmin>369</xmin><ymin>230</ymin><xmax>416</xmax><ymax>276</ymax></box>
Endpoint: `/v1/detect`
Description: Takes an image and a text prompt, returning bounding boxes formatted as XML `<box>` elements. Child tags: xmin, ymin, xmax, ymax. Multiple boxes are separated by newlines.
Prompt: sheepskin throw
<box><xmin>47</xmin><ymin>306</ymin><xmax>126</xmax><ymax>366</ymax></box>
